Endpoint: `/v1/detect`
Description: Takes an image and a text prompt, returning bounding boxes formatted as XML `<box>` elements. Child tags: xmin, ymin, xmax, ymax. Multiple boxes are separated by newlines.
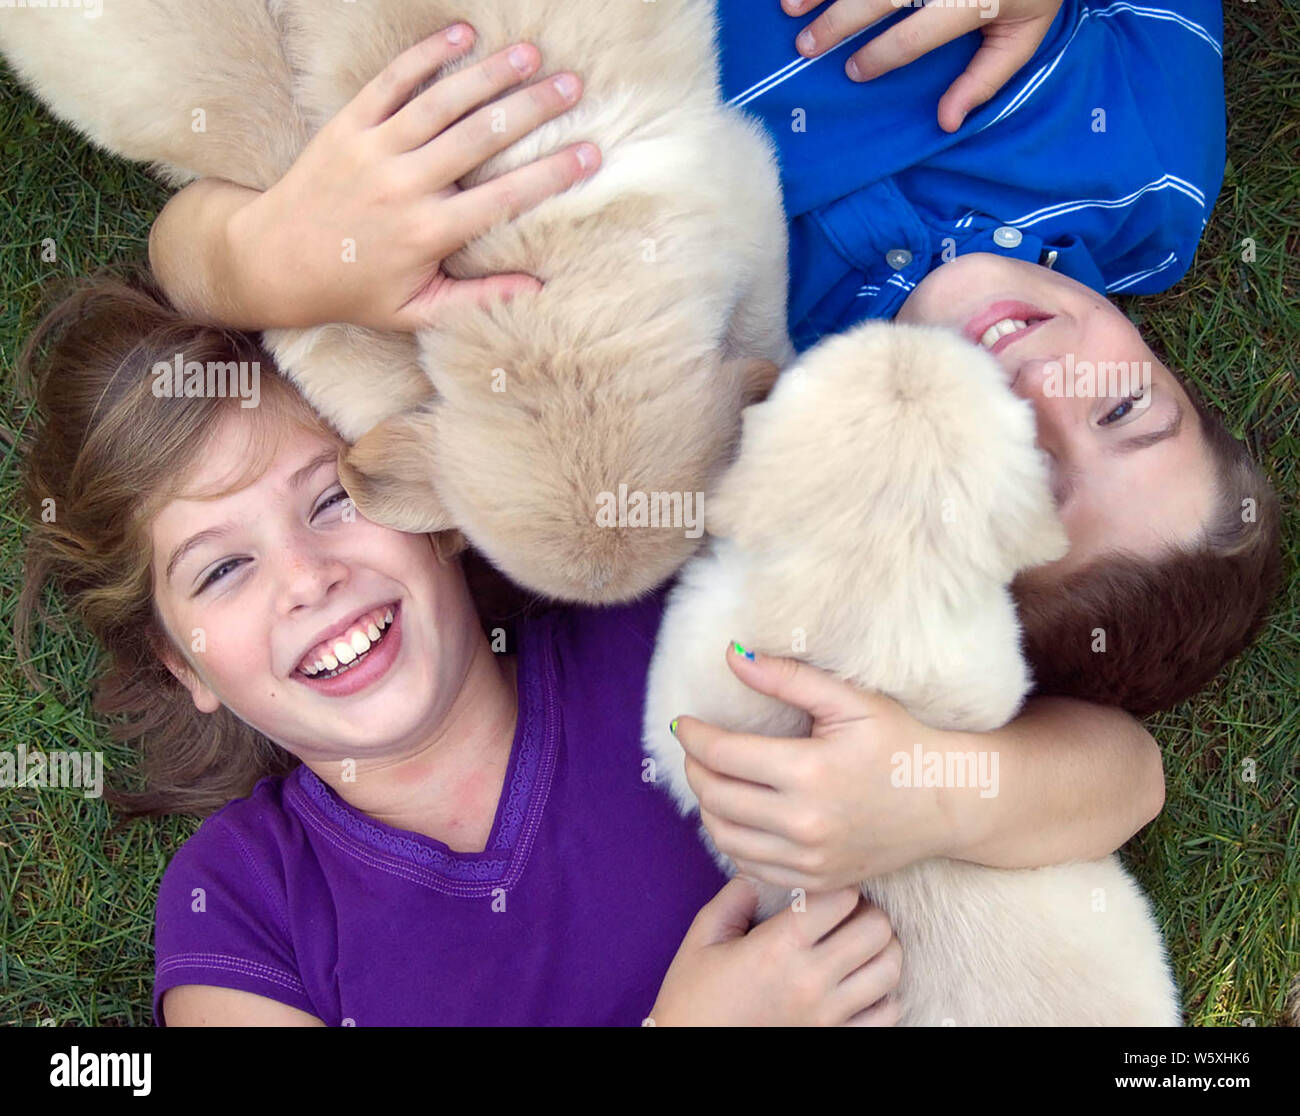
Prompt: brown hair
<box><xmin>1013</xmin><ymin>384</ymin><xmax>1282</xmax><ymax>716</ymax></box>
<box><xmin>15</xmin><ymin>268</ymin><xmax>449</xmax><ymax>818</ymax></box>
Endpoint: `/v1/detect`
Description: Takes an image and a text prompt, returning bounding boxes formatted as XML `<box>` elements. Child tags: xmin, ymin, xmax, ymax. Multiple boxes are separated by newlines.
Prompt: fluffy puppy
<box><xmin>1</xmin><ymin>0</ymin><xmax>792</xmax><ymax>602</ymax></box>
<box><xmin>643</xmin><ymin>321</ymin><xmax>1181</xmax><ymax>1026</ymax></box>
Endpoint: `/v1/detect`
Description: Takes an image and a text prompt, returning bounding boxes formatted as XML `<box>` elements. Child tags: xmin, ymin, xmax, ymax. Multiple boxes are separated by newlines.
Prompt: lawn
<box><xmin>0</xmin><ymin>8</ymin><xmax>1296</xmax><ymax>1026</ymax></box>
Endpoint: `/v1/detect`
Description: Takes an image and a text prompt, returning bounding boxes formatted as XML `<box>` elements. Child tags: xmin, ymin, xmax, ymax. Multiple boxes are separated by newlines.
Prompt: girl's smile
<box><xmin>292</xmin><ymin>599</ymin><xmax>403</xmax><ymax>697</ymax></box>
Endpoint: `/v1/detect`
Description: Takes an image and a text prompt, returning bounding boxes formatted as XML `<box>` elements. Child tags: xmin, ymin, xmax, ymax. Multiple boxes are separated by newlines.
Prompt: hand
<box><xmin>648</xmin><ymin>879</ymin><xmax>901</xmax><ymax>1026</ymax></box>
<box><xmin>781</xmin><ymin>0</ymin><xmax>1065</xmax><ymax>132</ymax></box>
<box><xmin>232</xmin><ymin>23</ymin><xmax>601</xmax><ymax>330</ymax></box>
<box><xmin>672</xmin><ymin>643</ymin><xmax>964</xmax><ymax>891</ymax></box>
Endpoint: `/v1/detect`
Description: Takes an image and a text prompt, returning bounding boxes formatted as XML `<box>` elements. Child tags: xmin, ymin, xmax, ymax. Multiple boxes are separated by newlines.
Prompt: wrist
<box><xmin>931</xmin><ymin>728</ymin><xmax>998</xmax><ymax>862</ymax></box>
<box><xmin>224</xmin><ymin>191</ymin><xmax>286</xmax><ymax>329</ymax></box>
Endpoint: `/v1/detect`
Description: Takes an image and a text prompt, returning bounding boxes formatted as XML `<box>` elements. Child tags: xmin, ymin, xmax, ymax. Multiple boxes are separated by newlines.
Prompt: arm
<box><xmin>149</xmin><ymin>24</ymin><xmax>599</xmax><ymax>332</ymax></box>
<box><xmin>162</xmin><ymin>985</ymin><xmax>327</xmax><ymax>1027</ymax></box>
<box><xmin>947</xmin><ymin>694</ymin><xmax>1164</xmax><ymax>869</ymax></box>
<box><xmin>672</xmin><ymin>645</ymin><xmax>1164</xmax><ymax>893</ymax></box>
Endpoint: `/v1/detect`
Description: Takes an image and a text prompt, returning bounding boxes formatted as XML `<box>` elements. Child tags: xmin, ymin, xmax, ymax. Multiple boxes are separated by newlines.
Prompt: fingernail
<box><xmin>670</xmin><ymin>718</ymin><xmax>679</xmax><ymax>737</ymax></box>
<box><xmin>575</xmin><ymin>142</ymin><xmax>598</xmax><ymax>171</ymax></box>
<box><xmin>732</xmin><ymin>641</ymin><xmax>756</xmax><ymax>661</ymax></box>
<box><xmin>846</xmin><ymin>56</ymin><xmax>862</xmax><ymax>81</ymax></box>
<box><xmin>509</xmin><ymin>44</ymin><xmax>533</xmax><ymax>72</ymax></box>
<box><xmin>796</xmin><ymin>29</ymin><xmax>816</xmax><ymax>55</ymax></box>
<box><xmin>446</xmin><ymin>24</ymin><xmax>467</xmax><ymax>45</ymax></box>
<box><xmin>554</xmin><ymin>72</ymin><xmax>579</xmax><ymax>99</ymax></box>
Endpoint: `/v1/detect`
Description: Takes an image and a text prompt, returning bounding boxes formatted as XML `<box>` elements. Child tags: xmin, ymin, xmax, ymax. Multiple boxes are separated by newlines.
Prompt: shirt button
<box><xmin>993</xmin><ymin>226</ymin><xmax>1023</xmax><ymax>249</ymax></box>
<box><xmin>885</xmin><ymin>248</ymin><xmax>913</xmax><ymax>270</ymax></box>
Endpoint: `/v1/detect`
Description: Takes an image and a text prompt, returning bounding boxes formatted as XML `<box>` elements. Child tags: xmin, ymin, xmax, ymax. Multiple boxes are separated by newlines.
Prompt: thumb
<box><xmin>408</xmin><ymin>273</ymin><xmax>543</xmax><ymax>326</ymax></box>
<box><xmin>725</xmin><ymin>641</ymin><xmax>880</xmax><ymax>728</ymax></box>
<box><xmin>686</xmin><ymin>877</ymin><xmax>759</xmax><ymax>947</ymax></box>
<box><xmin>936</xmin><ymin>23</ymin><xmax>1049</xmax><ymax>133</ymax></box>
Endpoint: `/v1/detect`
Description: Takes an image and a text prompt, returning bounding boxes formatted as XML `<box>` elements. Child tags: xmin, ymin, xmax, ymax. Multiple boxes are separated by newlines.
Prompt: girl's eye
<box><xmin>1100</xmin><ymin>390</ymin><xmax>1145</xmax><ymax>426</ymax></box>
<box><xmin>313</xmin><ymin>486</ymin><xmax>351</xmax><ymax>519</ymax></box>
<box><xmin>198</xmin><ymin>557</ymin><xmax>247</xmax><ymax>592</ymax></box>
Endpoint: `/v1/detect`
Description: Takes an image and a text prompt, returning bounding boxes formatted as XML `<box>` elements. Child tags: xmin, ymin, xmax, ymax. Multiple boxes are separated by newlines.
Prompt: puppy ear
<box><xmin>730</xmin><ymin>357</ymin><xmax>782</xmax><ymax>404</ymax></box>
<box><xmin>339</xmin><ymin>409</ymin><xmax>457</xmax><ymax>533</ymax></box>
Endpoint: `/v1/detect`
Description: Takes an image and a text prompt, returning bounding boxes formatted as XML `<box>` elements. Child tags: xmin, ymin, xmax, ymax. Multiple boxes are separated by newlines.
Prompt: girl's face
<box><xmin>149</xmin><ymin>410</ymin><xmax>479</xmax><ymax>766</ymax></box>
<box><xmin>897</xmin><ymin>253</ymin><xmax>1219</xmax><ymax>576</ymax></box>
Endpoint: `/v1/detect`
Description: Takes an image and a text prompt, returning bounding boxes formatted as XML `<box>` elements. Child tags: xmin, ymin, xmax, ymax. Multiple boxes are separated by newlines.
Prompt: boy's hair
<box><xmin>1012</xmin><ymin>384</ymin><xmax>1281</xmax><ymax>716</ymax></box>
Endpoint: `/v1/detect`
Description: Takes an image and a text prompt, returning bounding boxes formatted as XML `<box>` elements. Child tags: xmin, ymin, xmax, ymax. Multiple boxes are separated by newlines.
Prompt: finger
<box><xmin>415</xmin><ymin>70</ymin><xmax>585</xmax><ymax>188</ymax></box>
<box><xmin>792</xmin><ymin>0</ymin><xmax>893</xmax><ymax>58</ymax></box>
<box><xmin>833</xmin><ymin>937</ymin><xmax>904</xmax><ymax>1023</ymax></box>
<box><xmin>757</xmin><ymin>885</ymin><xmax>861</xmax><ymax>948</ymax></box>
<box><xmin>846</xmin><ymin>5</ymin><xmax>983</xmax><ymax>82</ymax></box>
<box><xmin>843</xmin><ymin>992</ymin><xmax>903</xmax><ymax>1027</ymax></box>
<box><xmin>686</xmin><ymin>877</ymin><xmax>761</xmax><ymax>947</ymax></box>
<box><xmin>351</xmin><ymin>24</ymin><xmax>478</xmax><ymax>126</ymax></box>
<box><xmin>401</xmin><ymin>273</ymin><xmax>542</xmax><ymax>328</ymax></box>
<box><xmin>732</xmin><ymin>857</ymin><xmax>824</xmax><ymax>892</ymax></box>
<box><xmin>435</xmin><ymin>142</ymin><xmax>600</xmax><ymax>246</ymax></box>
<box><xmin>936</xmin><ymin>23</ymin><xmax>1052</xmax><ymax>133</ymax></box>
<box><xmin>816</xmin><ymin>903</ymin><xmax>894</xmax><ymax>983</ymax></box>
<box><xmin>384</xmin><ymin>41</ymin><xmax>543</xmax><ymax>152</ymax></box>
<box><xmin>699</xmin><ymin>805</ymin><xmax>810</xmax><ymax>872</ymax></box>
<box><xmin>673</xmin><ymin>713</ymin><xmax>805</xmax><ymax>789</ymax></box>
<box><xmin>725</xmin><ymin>642</ymin><xmax>882</xmax><ymax>728</ymax></box>
<box><xmin>688</xmin><ymin>758</ymin><xmax>788</xmax><ymax>833</ymax></box>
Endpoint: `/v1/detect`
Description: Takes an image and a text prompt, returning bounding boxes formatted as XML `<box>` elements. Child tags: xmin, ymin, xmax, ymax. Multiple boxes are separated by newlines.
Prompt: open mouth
<box><xmin>963</xmin><ymin>302</ymin><xmax>1054</xmax><ymax>356</ymax></box>
<box><xmin>292</xmin><ymin>601</ymin><xmax>403</xmax><ymax>696</ymax></box>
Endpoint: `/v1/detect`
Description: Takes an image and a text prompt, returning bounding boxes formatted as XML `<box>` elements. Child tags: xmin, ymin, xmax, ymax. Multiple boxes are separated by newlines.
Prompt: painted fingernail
<box><xmin>797</xmin><ymin>29</ymin><xmax>816</xmax><ymax>54</ymax></box>
<box><xmin>509</xmin><ymin>44</ymin><xmax>533</xmax><ymax>72</ymax></box>
<box><xmin>732</xmin><ymin>641</ymin><xmax>756</xmax><ymax>661</ymax></box>
<box><xmin>670</xmin><ymin>718</ymin><xmax>679</xmax><ymax>737</ymax></box>
<box><xmin>575</xmin><ymin>143</ymin><xmax>598</xmax><ymax>170</ymax></box>
<box><xmin>554</xmin><ymin>72</ymin><xmax>579</xmax><ymax>99</ymax></box>
<box><xmin>446</xmin><ymin>24</ymin><xmax>468</xmax><ymax>45</ymax></box>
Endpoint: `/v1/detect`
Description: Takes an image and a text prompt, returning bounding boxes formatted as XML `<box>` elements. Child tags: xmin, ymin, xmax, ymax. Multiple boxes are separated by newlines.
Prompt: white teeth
<box><xmin>297</xmin><ymin>603</ymin><xmax>397</xmax><ymax>677</ymax></box>
<box><xmin>979</xmin><ymin>318</ymin><xmax>1029</xmax><ymax>349</ymax></box>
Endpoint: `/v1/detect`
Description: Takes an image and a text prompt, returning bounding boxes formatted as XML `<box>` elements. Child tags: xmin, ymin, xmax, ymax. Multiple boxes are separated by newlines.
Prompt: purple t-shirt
<box><xmin>152</xmin><ymin>589</ymin><xmax>728</xmax><ymax>1025</ymax></box>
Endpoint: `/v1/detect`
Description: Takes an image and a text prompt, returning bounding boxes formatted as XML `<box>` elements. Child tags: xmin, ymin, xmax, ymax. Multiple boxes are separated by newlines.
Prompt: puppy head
<box><xmin>342</xmin><ymin>342</ymin><xmax>779</xmax><ymax>605</ymax></box>
<box><xmin>710</xmin><ymin>322</ymin><xmax>1068</xmax><ymax>586</ymax></box>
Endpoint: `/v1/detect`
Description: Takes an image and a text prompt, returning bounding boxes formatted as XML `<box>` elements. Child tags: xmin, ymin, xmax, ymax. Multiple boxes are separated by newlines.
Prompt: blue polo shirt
<box><xmin>716</xmin><ymin>1</ymin><xmax>1226</xmax><ymax>351</ymax></box>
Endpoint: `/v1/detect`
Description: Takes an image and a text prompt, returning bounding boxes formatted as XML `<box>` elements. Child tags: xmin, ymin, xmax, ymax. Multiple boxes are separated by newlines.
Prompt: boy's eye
<box><xmin>1100</xmin><ymin>390</ymin><xmax>1145</xmax><ymax>426</ymax></box>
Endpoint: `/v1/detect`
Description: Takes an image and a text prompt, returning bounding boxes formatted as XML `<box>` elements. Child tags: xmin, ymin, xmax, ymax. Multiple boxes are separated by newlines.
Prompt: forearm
<box><xmin>148</xmin><ymin>178</ymin><xmax>272</xmax><ymax>329</ymax></box>
<box><xmin>944</xmin><ymin>697</ymin><xmax>1164</xmax><ymax>869</ymax></box>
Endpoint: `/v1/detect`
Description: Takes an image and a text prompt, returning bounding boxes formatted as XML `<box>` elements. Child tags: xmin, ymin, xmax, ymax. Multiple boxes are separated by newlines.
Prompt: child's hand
<box><xmin>781</xmin><ymin>0</ymin><xmax>1064</xmax><ymax>132</ymax></box>
<box><xmin>649</xmin><ymin>880</ymin><xmax>901</xmax><ymax>1026</ymax></box>
<box><xmin>231</xmin><ymin>23</ymin><xmax>600</xmax><ymax>330</ymax></box>
<box><xmin>672</xmin><ymin>644</ymin><xmax>962</xmax><ymax>891</ymax></box>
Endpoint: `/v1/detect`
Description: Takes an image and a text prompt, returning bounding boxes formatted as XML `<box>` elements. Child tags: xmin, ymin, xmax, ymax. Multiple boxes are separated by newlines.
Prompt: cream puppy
<box><xmin>643</xmin><ymin>321</ymin><xmax>1181</xmax><ymax>1026</ymax></box>
<box><xmin>1</xmin><ymin>0</ymin><xmax>792</xmax><ymax>602</ymax></box>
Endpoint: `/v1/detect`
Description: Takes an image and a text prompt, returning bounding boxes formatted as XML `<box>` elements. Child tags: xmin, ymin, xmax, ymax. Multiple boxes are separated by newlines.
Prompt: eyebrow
<box><xmin>163</xmin><ymin>449</ymin><xmax>339</xmax><ymax>583</ymax></box>
<box><xmin>1056</xmin><ymin>399</ymin><xmax>1186</xmax><ymax>508</ymax></box>
<box><xmin>1112</xmin><ymin>399</ymin><xmax>1184</xmax><ymax>455</ymax></box>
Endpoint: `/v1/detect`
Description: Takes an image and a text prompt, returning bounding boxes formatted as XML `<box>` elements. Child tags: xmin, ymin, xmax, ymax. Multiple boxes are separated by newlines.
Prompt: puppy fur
<box><xmin>643</xmin><ymin>321</ymin><xmax>1181</xmax><ymax>1025</ymax></box>
<box><xmin>2</xmin><ymin>0</ymin><xmax>793</xmax><ymax>602</ymax></box>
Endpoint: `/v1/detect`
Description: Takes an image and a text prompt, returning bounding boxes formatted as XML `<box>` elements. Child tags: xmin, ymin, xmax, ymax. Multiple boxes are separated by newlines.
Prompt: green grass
<box><xmin>1</xmin><ymin>9</ymin><xmax>1297</xmax><ymax>1027</ymax></box>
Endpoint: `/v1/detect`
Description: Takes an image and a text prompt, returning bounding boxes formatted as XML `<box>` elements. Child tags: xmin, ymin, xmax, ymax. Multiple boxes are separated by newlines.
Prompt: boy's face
<box><xmin>897</xmin><ymin>253</ymin><xmax>1219</xmax><ymax>578</ymax></box>
<box><xmin>148</xmin><ymin>412</ymin><xmax>480</xmax><ymax>765</ymax></box>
